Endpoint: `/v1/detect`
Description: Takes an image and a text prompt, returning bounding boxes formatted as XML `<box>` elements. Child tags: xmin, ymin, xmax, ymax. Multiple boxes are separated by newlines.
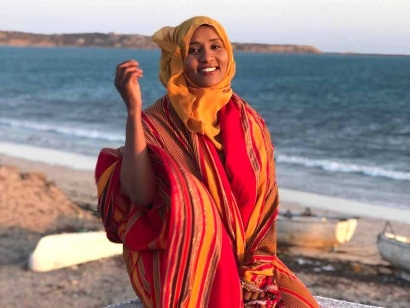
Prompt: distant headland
<box><xmin>0</xmin><ymin>30</ymin><xmax>322</xmax><ymax>54</ymax></box>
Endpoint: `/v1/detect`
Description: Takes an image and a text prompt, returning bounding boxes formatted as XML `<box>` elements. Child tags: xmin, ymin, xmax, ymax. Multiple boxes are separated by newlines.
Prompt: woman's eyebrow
<box><xmin>190</xmin><ymin>38</ymin><xmax>222</xmax><ymax>45</ymax></box>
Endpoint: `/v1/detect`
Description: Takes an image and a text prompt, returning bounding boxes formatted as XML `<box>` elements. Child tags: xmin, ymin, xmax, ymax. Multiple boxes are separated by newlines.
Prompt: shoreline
<box><xmin>1</xmin><ymin>44</ymin><xmax>410</xmax><ymax>58</ymax></box>
<box><xmin>0</xmin><ymin>142</ymin><xmax>97</xmax><ymax>171</ymax></box>
<box><xmin>1</xmin><ymin>141</ymin><xmax>409</xmax><ymax>224</ymax></box>
<box><xmin>279</xmin><ymin>188</ymin><xmax>410</xmax><ymax>224</ymax></box>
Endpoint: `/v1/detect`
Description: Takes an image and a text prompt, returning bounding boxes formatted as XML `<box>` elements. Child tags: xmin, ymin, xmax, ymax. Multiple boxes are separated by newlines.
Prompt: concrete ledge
<box><xmin>315</xmin><ymin>297</ymin><xmax>382</xmax><ymax>308</ymax></box>
<box><xmin>28</xmin><ymin>231</ymin><xmax>123</xmax><ymax>272</ymax></box>
<box><xmin>105</xmin><ymin>297</ymin><xmax>382</xmax><ymax>308</ymax></box>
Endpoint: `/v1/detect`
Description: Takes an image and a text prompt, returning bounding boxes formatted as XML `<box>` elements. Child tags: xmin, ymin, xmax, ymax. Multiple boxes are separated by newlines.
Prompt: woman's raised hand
<box><xmin>114</xmin><ymin>60</ymin><xmax>144</xmax><ymax>113</ymax></box>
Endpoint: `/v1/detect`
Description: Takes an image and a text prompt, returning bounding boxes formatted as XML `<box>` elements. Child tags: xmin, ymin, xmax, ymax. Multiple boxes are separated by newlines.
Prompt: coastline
<box><xmin>0</xmin><ymin>30</ymin><xmax>321</xmax><ymax>54</ymax></box>
<box><xmin>279</xmin><ymin>188</ymin><xmax>410</xmax><ymax>224</ymax></box>
<box><xmin>1</xmin><ymin>141</ymin><xmax>409</xmax><ymax>223</ymax></box>
<box><xmin>324</xmin><ymin>52</ymin><xmax>410</xmax><ymax>58</ymax></box>
<box><xmin>0</xmin><ymin>142</ymin><xmax>96</xmax><ymax>171</ymax></box>
<box><xmin>1</xmin><ymin>144</ymin><xmax>409</xmax><ymax>307</ymax></box>
<box><xmin>2</xmin><ymin>44</ymin><xmax>409</xmax><ymax>58</ymax></box>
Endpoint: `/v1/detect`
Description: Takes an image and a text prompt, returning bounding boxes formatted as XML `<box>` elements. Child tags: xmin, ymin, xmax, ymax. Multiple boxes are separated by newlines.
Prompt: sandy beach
<box><xmin>1</xmin><ymin>152</ymin><xmax>409</xmax><ymax>308</ymax></box>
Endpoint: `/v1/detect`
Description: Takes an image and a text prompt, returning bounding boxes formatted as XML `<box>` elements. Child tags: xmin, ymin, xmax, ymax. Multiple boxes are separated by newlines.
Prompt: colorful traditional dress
<box><xmin>96</xmin><ymin>94</ymin><xmax>319</xmax><ymax>308</ymax></box>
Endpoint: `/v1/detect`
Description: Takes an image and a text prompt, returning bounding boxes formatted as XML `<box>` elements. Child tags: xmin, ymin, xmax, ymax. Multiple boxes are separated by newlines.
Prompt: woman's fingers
<box><xmin>259</xmin><ymin>292</ymin><xmax>267</xmax><ymax>307</ymax></box>
<box><xmin>115</xmin><ymin>68</ymin><xmax>143</xmax><ymax>91</ymax></box>
<box><xmin>114</xmin><ymin>60</ymin><xmax>144</xmax><ymax>110</ymax></box>
<box><xmin>243</xmin><ymin>291</ymin><xmax>252</xmax><ymax>301</ymax></box>
<box><xmin>122</xmin><ymin>68</ymin><xmax>143</xmax><ymax>85</ymax></box>
<box><xmin>116</xmin><ymin>59</ymin><xmax>139</xmax><ymax>69</ymax></box>
<box><xmin>117</xmin><ymin>66</ymin><xmax>140</xmax><ymax>84</ymax></box>
<box><xmin>116</xmin><ymin>60</ymin><xmax>139</xmax><ymax>75</ymax></box>
<box><xmin>115</xmin><ymin>60</ymin><xmax>140</xmax><ymax>83</ymax></box>
<box><xmin>244</xmin><ymin>291</ymin><xmax>267</xmax><ymax>307</ymax></box>
<box><xmin>250</xmin><ymin>292</ymin><xmax>259</xmax><ymax>300</ymax></box>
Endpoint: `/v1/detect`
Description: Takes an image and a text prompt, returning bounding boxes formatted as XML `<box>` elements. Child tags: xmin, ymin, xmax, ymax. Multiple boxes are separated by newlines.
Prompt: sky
<box><xmin>1</xmin><ymin>0</ymin><xmax>410</xmax><ymax>55</ymax></box>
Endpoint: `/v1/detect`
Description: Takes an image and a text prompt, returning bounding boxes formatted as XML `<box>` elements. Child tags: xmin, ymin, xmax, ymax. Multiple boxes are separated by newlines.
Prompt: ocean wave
<box><xmin>276</xmin><ymin>154</ymin><xmax>410</xmax><ymax>181</ymax></box>
<box><xmin>0</xmin><ymin>142</ymin><xmax>96</xmax><ymax>171</ymax></box>
<box><xmin>0</xmin><ymin>118</ymin><xmax>124</xmax><ymax>142</ymax></box>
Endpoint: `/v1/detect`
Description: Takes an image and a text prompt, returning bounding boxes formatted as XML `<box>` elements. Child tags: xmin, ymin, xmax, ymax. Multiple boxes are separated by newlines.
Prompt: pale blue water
<box><xmin>1</xmin><ymin>46</ymin><xmax>409</xmax><ymax>209</ymax></box>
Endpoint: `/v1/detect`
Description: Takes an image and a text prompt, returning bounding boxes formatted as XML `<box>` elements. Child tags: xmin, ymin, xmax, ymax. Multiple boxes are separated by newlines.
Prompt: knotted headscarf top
<box><xmin>152</xmin><ymin>16</ymin><xmax>236</xmax><ymax>150</ymax></box>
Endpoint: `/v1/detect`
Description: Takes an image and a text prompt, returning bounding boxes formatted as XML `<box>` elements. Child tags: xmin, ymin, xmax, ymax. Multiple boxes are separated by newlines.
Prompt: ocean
<box><xmin>1</xmin><ymin>46</ymin><xmax>409</xmax><ymax>210</ymax></box>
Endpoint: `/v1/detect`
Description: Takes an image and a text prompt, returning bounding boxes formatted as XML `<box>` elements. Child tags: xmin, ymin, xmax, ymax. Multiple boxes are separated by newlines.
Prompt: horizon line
<box><xmin>1</xmin><ymin>29</ymin><xmax>410</xmax><ymax>57</ymax></box>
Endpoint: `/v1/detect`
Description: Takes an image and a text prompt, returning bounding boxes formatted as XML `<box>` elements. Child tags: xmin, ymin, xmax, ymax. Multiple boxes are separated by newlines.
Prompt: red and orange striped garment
<box><xmin>96</xmin><ymin>94</ymin><xmax>319</xmax><ymax>308</ymax></box>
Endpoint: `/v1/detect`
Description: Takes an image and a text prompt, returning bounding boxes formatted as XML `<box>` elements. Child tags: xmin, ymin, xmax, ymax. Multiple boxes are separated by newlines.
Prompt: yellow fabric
<box><xmin>97</xmin><ymin>162</ymin><xmax>117</xmax><ymax>199</ymax></box>
<box><xmin>200</xmin><ymin>140</ymin><xmax>246</xmax><ymax>262</ymax></box>
<box><xmin>152</xmin><ymin>16</ymin><xmax>236</xmax><ymax>150</ymax></box>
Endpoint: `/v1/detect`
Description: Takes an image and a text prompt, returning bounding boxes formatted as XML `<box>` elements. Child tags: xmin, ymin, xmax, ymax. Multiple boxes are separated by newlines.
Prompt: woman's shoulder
<box><xmin>143</xmin><ymin>95</ymin><xmax>167</xmax><ymax>116</ymax></box>
<box><xmin>231</xmin><ymin>92</ymin><xmax>265</xmax><ymax>122</ymax></box>
<box><xmin>142</xmin><ymin>95</ymin><xmax>185</xmax><ymax>135</ymax></box>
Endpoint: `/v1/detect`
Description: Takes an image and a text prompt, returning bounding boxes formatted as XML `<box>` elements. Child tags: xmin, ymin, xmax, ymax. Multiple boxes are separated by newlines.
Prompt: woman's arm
<box><xmin>115</xmin><ymin>60</ymin><xmax>156</xmax><ymax>206</ymax></box>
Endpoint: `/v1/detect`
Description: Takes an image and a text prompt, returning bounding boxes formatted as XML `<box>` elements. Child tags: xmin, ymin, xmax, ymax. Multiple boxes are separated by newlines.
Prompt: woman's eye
<box><xmin>189</xmin><ymin>48</ymin><xmax>199</xmax><ymax>54</ymax></box>
<box><xmin>212</xmin><ymin>44</ymin><xmax>221</xmax><ymax>50</ymax></box>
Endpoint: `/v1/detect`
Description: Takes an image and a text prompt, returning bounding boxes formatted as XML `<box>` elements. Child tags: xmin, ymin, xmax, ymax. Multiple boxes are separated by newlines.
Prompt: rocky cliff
<box><xmin>0</xmin><ymin>30</ymin><xmax>321</xmax><ymax>54</ymax></box>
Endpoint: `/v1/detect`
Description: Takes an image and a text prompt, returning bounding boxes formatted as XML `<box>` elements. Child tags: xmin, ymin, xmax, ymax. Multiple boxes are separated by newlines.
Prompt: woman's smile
<box><xmin>184</xmin><ymin>25</ymin><xmax>228</xmax><ymax>88</ymax></box>
<box><xmin>198</xmin><ymin>66</ymin><xmax>218</xmax><ymax>74</ymax></box>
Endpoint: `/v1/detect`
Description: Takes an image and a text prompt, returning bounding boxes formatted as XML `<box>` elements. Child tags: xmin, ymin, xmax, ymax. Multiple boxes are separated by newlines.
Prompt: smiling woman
<box><xmin>95</xmin><ymin>16</ymin><xmax>319</xmax><ymax>308</ymax></box>
<box><xmin>184</xmin><ymin>26</ymin><xmax>229</xmax><ymax>88</ymax></box>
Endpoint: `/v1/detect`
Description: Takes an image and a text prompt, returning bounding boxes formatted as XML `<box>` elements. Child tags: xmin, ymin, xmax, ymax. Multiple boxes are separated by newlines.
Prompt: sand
<box><xmin>0</xmin><ymin>153</ymin><xmax>409</xmax><ymax>308</ymax></box>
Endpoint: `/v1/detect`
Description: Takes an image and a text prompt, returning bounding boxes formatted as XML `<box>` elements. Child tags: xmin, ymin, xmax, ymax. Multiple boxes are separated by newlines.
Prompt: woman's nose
<box><xmin>199</xmin><ymin>49</ymin><xmax>214</xmax><ymax>62</ymax></box>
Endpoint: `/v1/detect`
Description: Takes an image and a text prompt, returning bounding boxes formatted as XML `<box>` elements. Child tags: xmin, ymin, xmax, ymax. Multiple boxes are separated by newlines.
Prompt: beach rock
<box><xmin>0</xmin><ymin>165</ymin><xmax>97</xmax><ymax>233</ymax></box>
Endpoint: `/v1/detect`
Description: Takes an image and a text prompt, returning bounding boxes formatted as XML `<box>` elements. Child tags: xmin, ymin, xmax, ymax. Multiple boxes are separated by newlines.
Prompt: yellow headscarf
<box><xmin>152</xmin><ymin>16</ymin><xmax>236</xmax><ymax>150</ymax></box>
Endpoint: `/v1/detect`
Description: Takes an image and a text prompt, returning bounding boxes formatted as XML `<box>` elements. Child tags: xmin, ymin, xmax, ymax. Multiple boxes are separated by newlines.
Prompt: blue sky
<box><xmin>1</xmin><ymin>0</ymin><xmax>409</xmax><ymax>54</ymax></box>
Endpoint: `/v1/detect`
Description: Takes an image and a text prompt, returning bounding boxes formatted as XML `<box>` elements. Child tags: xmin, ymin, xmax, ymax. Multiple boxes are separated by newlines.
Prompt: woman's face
<box><xmin>184</xmin><ymin>26</ymin><xmax>229</xmax><ymax>88</ymax></box>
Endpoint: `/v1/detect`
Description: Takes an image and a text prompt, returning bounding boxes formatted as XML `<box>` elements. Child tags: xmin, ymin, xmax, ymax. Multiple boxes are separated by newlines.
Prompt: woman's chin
<box><xmin>195</xmin><ymin>79</ymin><xmax>220</xmax><ymax>88</ymax></box>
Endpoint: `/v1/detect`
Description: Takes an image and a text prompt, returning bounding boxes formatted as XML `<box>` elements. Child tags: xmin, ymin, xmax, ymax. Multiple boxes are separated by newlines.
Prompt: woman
<box><xmin>96</xmin><ymin>16</ymin><xmax>319</xmax><ymax>308</ymax></box>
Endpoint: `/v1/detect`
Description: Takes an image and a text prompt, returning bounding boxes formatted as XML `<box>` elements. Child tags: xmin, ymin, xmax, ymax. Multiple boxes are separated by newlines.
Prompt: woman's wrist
<box><xmin>127</xmin><ymin>107</ymin><xmax>142</xmax><ymax>119</ymax></box>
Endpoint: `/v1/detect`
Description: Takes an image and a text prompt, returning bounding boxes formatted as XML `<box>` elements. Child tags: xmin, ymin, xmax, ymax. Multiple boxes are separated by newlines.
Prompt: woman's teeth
<box><xmin>200</xmin><ymin>67</ymin><xmax>216</xmax><ymax>72</ymax></box>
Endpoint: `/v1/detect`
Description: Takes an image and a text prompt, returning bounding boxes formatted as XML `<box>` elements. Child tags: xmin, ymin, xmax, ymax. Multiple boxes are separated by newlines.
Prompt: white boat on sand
<box><xmin>377</xmin><ymin>222</ymin><xmax>410</xmax><ymax>282</ymax></box>
<box><xmin>277</xmin><ymin>208</ymin><xmax>358</xmax><ymax>250</ymax></box>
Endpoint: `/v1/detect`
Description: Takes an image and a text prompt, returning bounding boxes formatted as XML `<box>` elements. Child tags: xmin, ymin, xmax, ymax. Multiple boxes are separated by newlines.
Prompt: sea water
<box><xmin>1</xmin><ymin>46</ymin><xmax>409</xmax><ymax>209</ymax></box>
